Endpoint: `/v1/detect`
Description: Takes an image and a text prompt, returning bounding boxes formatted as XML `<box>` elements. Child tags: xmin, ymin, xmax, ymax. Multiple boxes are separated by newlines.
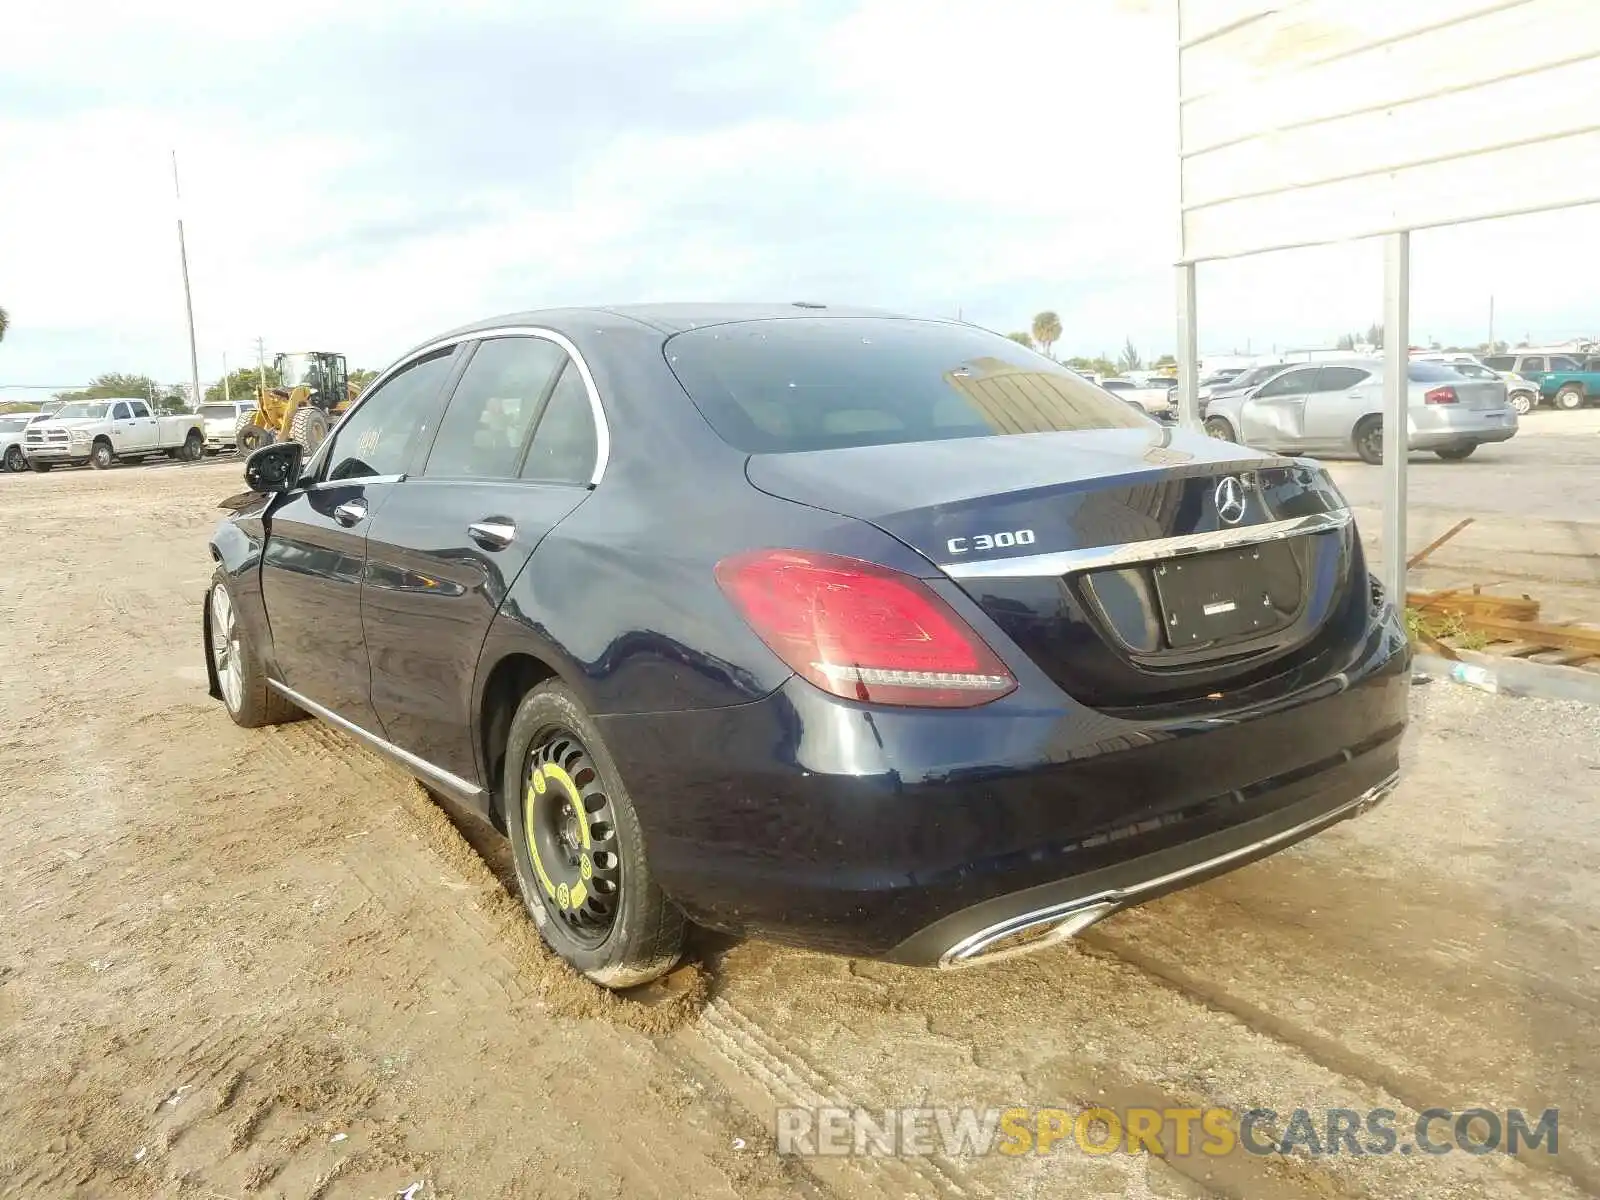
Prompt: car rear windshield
<box><xmin>663</xmin><ymin>317</ymin><xmax>1146</xmax><ymax>453</ymax></box>
<box><xmin>1406</xmin><ymin>362</ymin><xmax>1470</xmax><ymax>382</ymax></box>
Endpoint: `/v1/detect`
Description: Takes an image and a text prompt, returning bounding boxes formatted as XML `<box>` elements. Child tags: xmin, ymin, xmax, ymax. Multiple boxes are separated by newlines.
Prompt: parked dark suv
<box><xmin>204</xmin><ymin>305</ymin><xmax>1409</xmax><ymax>987</ymax></box>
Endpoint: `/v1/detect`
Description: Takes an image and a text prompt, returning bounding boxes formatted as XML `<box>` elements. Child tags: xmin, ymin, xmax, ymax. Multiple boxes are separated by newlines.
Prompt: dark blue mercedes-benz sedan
<box><xmin>203</xmin><ymin>304</ymin><xmax>1408</xmax><ymax>987</ymax></box>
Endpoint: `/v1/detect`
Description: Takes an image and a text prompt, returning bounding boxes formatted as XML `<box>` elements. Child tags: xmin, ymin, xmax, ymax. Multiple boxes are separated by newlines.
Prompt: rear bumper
<box><xmin>905</xmin><ymin>763</ymin><xmax>1397</xmax><ymax>966</ymax></box>
<box><xmin>1410</xmin><ymin>411</ymin><xmax>1518</xmax><ymax>448</ymax></box>
<box><xmin>598</xmin><ymin>611</ymin><xmax>1409</xmax><ymax>964</ymax></box>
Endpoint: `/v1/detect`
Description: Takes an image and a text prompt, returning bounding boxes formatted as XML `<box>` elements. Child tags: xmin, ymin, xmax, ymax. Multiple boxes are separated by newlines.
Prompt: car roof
<box><xmin>432</xmin><ymin>302</ymin><xmax>914</xmax><ymax>343</ymax></box>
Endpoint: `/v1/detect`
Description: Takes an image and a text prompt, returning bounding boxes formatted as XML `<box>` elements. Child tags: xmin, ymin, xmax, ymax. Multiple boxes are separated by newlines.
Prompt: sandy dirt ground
<box><xmin>1</xmin><ymin>460</ymin><xmax>1597</xmax><ymax>1200</ymax></box>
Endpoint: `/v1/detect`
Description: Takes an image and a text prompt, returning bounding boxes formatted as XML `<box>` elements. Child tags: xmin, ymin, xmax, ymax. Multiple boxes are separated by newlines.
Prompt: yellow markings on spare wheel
<box><xmin>580</xmin><ymin>855</ymin><xmax>593</xmax><ymax>880</ymax></box>
<box><xmin>540</xmin><ymin>763</ymin><xmax>591</xmax><ymax>849</ymax></box>
<box><xmin>568</xmin><ymin>880</ymin><xmax>587</xmax><ymax>910</ymax></box>
<box><xmin>524</xmin><ymin>769</ymin><xmax>557</xmax><ymax>899</ymax></box>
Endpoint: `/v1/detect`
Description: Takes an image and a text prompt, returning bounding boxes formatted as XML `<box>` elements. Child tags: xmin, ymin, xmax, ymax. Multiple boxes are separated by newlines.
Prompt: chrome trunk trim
<box><xmin>938</xmin><ymin>508</ymin><xmax>1351</xmax><ymax>579</ymax></box>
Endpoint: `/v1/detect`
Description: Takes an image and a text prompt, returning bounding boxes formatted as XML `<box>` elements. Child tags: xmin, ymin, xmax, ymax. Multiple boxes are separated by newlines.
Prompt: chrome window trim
<box><xmin>306</xmin><ymin>473</ymin><xmax>404</xmax><ymax>492</ymax></box>
<box><xmin>268</xmin><ymin>680</ymin><xmax>484</xmax><ymax>806</ymax></box>
<box><xmin>330</xmin><ymin>325</ymin><xmax>612</xmax><ymax>488</ymax></box>
<box><xmin>938</xmin><ymin>508</ymin><xmax>1351</xmax><ymax>579</ymax></box>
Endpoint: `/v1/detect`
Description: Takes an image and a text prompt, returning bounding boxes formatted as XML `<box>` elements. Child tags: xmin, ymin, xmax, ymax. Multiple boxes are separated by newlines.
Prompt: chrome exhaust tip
<box><xmin>936</xmin><ymin>770</ymin><xmax>1401</xmax><ymax>970</ymax></box>
<box><xmin>938</xmin><ymin>899</ymin><xmax>1120</xmax><ymax>968</ymax></box>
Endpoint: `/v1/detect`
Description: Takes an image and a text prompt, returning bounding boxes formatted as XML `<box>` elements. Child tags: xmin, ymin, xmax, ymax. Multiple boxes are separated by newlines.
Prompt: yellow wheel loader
<box><xmin>236</xmin><ymin>351</ymin><xmax>357</xmax><ymax>456</ymax></box>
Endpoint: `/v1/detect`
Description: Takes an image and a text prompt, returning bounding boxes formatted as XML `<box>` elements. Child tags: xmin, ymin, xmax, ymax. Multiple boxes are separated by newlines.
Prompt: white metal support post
<box><xmin>172</xmin><ymin>151</ymin><xmax>202</xmax><ymax>423</ymax></box>
<box><xmin>1176</xmin><ymin>263</ymin><xmax>1200</xmax><ymax>430</ymax></box>
<box><xmin>1381</xmin><ymin>231</ymin><xmax>1411</xmax><ymax>599</ymax></box>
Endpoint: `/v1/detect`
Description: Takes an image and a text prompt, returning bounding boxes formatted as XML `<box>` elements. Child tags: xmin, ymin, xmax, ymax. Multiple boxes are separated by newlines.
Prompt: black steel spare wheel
<box><xmin>523</xmin><ymin>732</ymin><xmax>620</xmax><ymax>947</ymax></box>
<box><xmin>503</xmin><ymin>681</ymin><xmax>684</xmax><ymax>987</ymax></box>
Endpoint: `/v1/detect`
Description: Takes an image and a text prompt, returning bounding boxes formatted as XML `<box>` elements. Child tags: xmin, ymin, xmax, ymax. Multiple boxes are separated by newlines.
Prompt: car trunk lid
<box><xmin>746</xmin><ymin>429</ymin><xmax>1367</xmax><ymax>712</ymax></box>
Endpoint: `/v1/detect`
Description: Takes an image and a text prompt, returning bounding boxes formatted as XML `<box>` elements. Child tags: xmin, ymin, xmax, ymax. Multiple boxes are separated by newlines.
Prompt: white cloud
<box><xmin>1</xmin><ymin>0</ymin><xmax>1595</xmax><ymax>394</ymax></box>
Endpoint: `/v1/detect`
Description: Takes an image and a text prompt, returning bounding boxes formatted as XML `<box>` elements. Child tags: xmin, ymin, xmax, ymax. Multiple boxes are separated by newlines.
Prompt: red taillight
<box><xmin>1424</xmin><ymin>386</ymin><xmax>1458</xmax><ymax>405</ymax></box>
<box><xmin>714</xmin><ymin>549</ymin><xmax>1017</xmax><ymax>708</ymax></box>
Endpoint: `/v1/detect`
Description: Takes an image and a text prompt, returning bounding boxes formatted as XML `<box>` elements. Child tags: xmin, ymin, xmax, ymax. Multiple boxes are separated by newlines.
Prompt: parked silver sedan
<box><xmin>1202</xmin><ymin>358</ymin><xmax>1518</xmax><ymax>463</ymax></box>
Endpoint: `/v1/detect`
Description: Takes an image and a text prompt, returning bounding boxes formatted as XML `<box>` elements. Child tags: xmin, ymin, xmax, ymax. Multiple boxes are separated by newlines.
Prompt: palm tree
<box><xmin>1031</xmin><ymin>311</ymin><xmax>1062</xmax><ymax>359</ymax></box>
<box><xmin>1006</xmin><ymin>331</ymin><xmax>1035</xmax><ymax>349</ymax></box>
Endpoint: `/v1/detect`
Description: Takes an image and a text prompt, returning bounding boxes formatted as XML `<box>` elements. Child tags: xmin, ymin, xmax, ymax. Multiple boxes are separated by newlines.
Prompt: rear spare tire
<box><xmin>503</xmin><ymin>681</ymin><xmax>685</xmax><ymax>988</ymax></box>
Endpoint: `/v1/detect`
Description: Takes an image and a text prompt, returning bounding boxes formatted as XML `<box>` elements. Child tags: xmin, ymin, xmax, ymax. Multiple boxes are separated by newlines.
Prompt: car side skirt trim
<box><xmin>938</xmin><ymin>508</ymin><xmax>1352</xmax><ymax>579</ymax></box>
<box><xmin>268</xmin><ymin>680</ymin><xmax>484</xmax><ymax>807</ymax></box>
<box><xmin>938</xmin><ymin>768</ymin><xmax>1399</xmax><ymax>967</ymax></box>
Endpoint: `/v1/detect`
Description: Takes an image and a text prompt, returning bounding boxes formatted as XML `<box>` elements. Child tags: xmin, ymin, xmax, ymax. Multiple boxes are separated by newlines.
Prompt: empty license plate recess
<box><xmin>1152</xmin><ymin>541</ymin><xmax>1303</xmax><ymax>647</ymax></box>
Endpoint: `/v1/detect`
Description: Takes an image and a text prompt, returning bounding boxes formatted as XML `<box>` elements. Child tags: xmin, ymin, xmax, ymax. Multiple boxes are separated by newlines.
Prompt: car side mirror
<box><xmin>244</xmin><ymin>441</ymin><xmax>303</xmax><ymax>494</ymax></box>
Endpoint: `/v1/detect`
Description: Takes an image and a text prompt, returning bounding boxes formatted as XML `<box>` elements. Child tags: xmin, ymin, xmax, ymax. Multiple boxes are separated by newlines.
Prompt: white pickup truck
<box><xmin>22</xmin><ymin>398</ymin><xmax>205</xmax><ymax>471</ymax></box>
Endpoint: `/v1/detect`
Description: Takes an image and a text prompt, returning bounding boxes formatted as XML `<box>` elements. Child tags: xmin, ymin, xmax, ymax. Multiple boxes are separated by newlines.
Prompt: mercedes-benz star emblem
<box><xmin>1214</xmin><ymin>476</ymin><xmax>1247</xmax><ymax>525</ymax></box>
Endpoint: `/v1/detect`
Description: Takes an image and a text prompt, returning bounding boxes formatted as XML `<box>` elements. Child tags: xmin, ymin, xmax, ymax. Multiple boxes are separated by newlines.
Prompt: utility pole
<box><xmin>223</xmin><ymin>352</ymin><xmax>230</xmax><ymax>403</ymax></box>
<box><xmin>1488</xmin><ymin>294</ymin><xmax>1495</xmax><ymax>354</ymax></box>
<box><xmin>255</xmin><ymin>336</ymin><xmax>268</xmax><ymax>385</ymax></box>
<box><xmin>172</xmin><ymin>151</ymin><xmax>202</xmax><ymax>429</ymax></box>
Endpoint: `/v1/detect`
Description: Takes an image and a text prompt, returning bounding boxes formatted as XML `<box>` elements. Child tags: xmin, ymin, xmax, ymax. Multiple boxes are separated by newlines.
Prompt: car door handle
<box><xmin>333</xmin><ymin>498</ymin><xmax>368</xmax><ymax>526</ymax></box>
<box><xmin>468</xmin><ymin>518</ymin><xmax>516</xmax><ymax>550</ymax></box>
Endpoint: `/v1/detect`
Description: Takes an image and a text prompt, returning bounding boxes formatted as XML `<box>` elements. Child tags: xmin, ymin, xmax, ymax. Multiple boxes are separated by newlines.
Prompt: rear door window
<box><xmin>1314</xmin><ymin>366</ymin><xmax>1371</xmax><ymax>391</ymax></box>
<box><xmin>423</xmin><ymin>336</ymin><xmax>566</xmax><ymax>480</ymax></box>
<box><xmin>664</xmin><ymin>317</ymin><xmax>1143</xmax><ymax>453</ymax></box>
<box><xmin>1520</xmin><ymin>357</ymin><xmax>1547</xmax><ymax>373</ymax></box>
<box><xmin>521</xmin><ymin>364</ymin><xmax>599</xmax><ymax>485</ymax></box>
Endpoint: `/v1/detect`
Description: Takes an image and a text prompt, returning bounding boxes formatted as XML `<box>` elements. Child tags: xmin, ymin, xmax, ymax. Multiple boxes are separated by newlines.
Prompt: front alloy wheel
<box><xmin>210</xmin><ymin>583</ymin><xmax>244</xmax><ymax>714</ymax></box>
<box><xmin>205</xmin><ymin>573</ymin><xmax>298</xmax><ymax>728</ymax></box>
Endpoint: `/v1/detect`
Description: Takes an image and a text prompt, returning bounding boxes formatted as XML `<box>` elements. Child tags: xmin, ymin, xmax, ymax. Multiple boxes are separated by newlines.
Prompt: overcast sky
<box><xmin>2</xmin><ymin>0</ymin><xmax>1595</xmax><ymax>391</ymax></box>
